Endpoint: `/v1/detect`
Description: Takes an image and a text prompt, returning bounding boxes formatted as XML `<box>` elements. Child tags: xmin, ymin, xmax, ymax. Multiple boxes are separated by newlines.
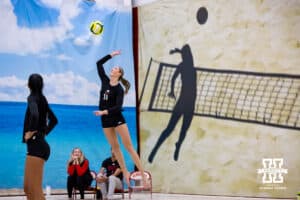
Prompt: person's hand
<box><xmin>96</xmin><ymin>177</ymin><xmax>107</xmax><ymax>183</ymax></box>
<box><xmin>72</xmin><ymin>155</ymin><xmax>78</xmax><ymax>165</ymax></box>
<box><xmin>94</xmin><ymin>110</ymin><xmax>108</xmax><ymax>116</ymax></box>
<box><xmin>110</xmin><ymin>50</ymin><xmax>121</xmax><ymax>57</ymax></box>
<box><xmin>96</xmin><ymin>173</ymin><xmax>108</xmax><ymax>183</ymax></box>
<box><xmin>24</xmin><ymin>130</ymin><xmax>37</xmax><ymax>142</ymax></box>
<box><xmin>94</xmin><ymin>110</ymin><xmax>102</xmax><ymax>116</ymax></box>
<box><xmin>73</xmin><ymin>158</ymin><xmax>79</xmax><ymax>165</ymax></box>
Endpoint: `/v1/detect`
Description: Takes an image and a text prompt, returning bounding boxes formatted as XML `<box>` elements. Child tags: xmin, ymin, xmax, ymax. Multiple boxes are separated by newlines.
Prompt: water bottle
<box><xmin>46</xmin><ymin>185</ymin><xmax>51</xmax><ymax>196</ymax></box>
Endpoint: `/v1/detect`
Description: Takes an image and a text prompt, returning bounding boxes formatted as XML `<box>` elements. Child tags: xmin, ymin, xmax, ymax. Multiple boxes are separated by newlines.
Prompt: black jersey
<box><xmin>22</xmin><ymin>94</ymin><xmax>57</xmax><ymax>143</ymax></box>
<box><xmin>101</xmin><ymin>157</ymin><xmax>123</xmax><ymax>180</ymax></box>
<box><xmin>96</xmin><ymin>55</ymin><xmax>124</xmax><ymax>116</ymax></box>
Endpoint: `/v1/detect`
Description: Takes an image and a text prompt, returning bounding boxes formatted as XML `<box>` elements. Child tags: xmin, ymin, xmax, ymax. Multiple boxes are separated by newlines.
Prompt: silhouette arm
<box><xmin>169</xmin><ymin>48</ymin><xmax>181</xmax><ymax>54</ymax></box>
<box><xmin>168</xmin><ymin>47</ymin><xmax>182</xmax><ymax>99</ymax></box>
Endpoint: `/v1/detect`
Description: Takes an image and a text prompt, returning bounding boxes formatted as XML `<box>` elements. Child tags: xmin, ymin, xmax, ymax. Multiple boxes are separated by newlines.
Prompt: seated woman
<box><xmin>67</xmin><ymin>147</ymin><xmax>93</xmax><ymax>200</ymax></box>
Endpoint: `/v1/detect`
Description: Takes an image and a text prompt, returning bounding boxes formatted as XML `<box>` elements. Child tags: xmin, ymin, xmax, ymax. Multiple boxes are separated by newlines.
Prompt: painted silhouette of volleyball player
<box><xmin>148</xmin><ymin>44</ymin><xmax>197</xmax><ymax>162</ymax></box>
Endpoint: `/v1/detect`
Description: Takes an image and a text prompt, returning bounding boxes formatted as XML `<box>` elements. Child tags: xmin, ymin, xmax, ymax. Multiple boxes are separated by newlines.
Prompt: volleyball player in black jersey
<box><xmin>23</xmin><ymin>74</ymin><xmax>58</xmax><ymax>200</ymax></box>
<box><xmin>94</xmin><ymin>50</ymin><xmax>145</xmax><ymax>185</ymax></box>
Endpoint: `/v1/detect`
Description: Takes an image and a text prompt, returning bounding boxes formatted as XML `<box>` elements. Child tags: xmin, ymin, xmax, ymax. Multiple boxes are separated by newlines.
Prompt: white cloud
<box><xmin>0</xmin><ymin>75</ymin><xmax>27</xmax><ymax>102</ymax></box>
<box><xmin>0</xmin><ymin>75</ymin><xmax>26</xmax><ymax>88</ymax></box>
<box><xmin>39</xmin><ymin>53</ymin><xmax>51</xmax><ymax>58</ymax></box>
<box><xmin>0</xmin><ymin>0</ymin><xmax>129</xmax><ymax>55</ymax></box>
<box><xmin>0</xmin><ymin>72</ymin><xmax>98</xmax><ymax>105</ymax></box>
<box><xmin>43</xmin><ymin>71</ymin><xmax>100</xmax><ymax>105</ymax></box>
<box><xmin>74</xmin><ymin>36</ymin><xmax>90</xmax><ymax>47</ymax></box>
<box><xmin>0</xmin><ymin>0</ymin><xmax>80</xmax><ymax>55</ymax></box>
<box><xmin>56</xmin><ymin>54</ymin><xmax>72</xmax><ymax>61</ymax></box>
<box><xmin>0</xmin><ymin>72</ymin><xmax>136</xmax><ymax>106</ymax></box>
<box><xmin>39</xmin><ymin>0</ymin><xmax>63</xmax><ymax>9</ymax></box>
<box><xmin>73</xmin><ymin>33</ymin><xmax>102</xmax><ymax>48</ymax></box>
<box><xmin>57</xmin><ymin>0</ymin><xmax>82</xmax><ymax>31</ymax></box>
<box><xmin>94</xmin><ymin>0</ymin><xmax>132</xmax><ymax>11</ymax></box>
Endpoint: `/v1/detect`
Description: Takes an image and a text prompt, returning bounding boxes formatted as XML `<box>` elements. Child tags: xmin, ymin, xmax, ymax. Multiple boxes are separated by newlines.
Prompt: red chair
<box><xmin>128</xmin><ymin>171</ymin><xmax>152</xmax><ymax>199</ymax></box>
<box><xmin>72</xmin><ymin>170</ymin><xmax>100</xmax><ymax>200</ymax></box>
<box><xmin>114</xmin><ymin>184</ymin><xmax>125</xmax><ymax>199</ymax></box>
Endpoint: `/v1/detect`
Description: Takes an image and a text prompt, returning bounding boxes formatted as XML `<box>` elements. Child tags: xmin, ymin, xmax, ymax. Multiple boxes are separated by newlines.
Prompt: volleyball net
<box><xmin>139</xmin><ymin>58</ymin><xmax>300</xmax><ymax>130</ymax></box>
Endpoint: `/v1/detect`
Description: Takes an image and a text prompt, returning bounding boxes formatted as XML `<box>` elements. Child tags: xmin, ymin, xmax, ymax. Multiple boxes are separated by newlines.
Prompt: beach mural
<box><xmin>136</xmin><ymin>0</ymin><xmax>300</xmax><ymax>198</ymax></box>
<box><xmin>0</xmin><ymin>0</ymin><xmax>137</xmax><ymax>189</ymax></box>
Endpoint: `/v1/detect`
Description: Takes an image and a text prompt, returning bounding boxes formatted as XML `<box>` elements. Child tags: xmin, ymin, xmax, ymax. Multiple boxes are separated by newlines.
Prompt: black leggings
<box><xmin>67</xmin><ymin>174</ymin><xmax>92</xmax><ymax>199</ymax></box>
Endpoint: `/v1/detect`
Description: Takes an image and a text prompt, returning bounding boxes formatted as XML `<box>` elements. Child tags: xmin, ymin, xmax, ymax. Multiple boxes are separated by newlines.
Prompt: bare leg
<box><xmin>24</xmin><ymin>155</ymin><xmax>45</xmax><ymax>200</ymax></box>
<box><xmin>24</xmin><ymin>156</ymin><xmax>32</xmax><ymax>200</ymax></box>
<box><xmin>102</xmin><ymin>127</ymin><xmax>130</xmax><ymax>185</ymax></box>
<box><xmin>116</xmin><ymin>124</ymin><xmax>147</xmax><ymax>186</ymax></box>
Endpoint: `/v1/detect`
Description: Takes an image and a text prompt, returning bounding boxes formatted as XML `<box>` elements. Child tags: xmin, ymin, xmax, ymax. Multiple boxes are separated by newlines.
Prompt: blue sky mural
<box><xmin>0</xmin><ymin>0</ymin><xmax>136</xmax><ymax>106</ymax></box>
<box><xmin>0</xmin><ymin>0</ymin><xmax>137</xmax><ymax>189</ymax></box>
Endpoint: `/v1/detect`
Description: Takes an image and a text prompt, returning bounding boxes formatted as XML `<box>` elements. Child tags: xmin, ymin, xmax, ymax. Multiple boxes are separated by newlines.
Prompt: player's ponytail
<box><xmin>118</xmin><ymin>67</ymin><xmax>130</xmax><ymax>94</ymax></box>
<box><xmin>120</xmin><ymin>76</ymin><xmax>130</xmax><ymax>94</ymax></box>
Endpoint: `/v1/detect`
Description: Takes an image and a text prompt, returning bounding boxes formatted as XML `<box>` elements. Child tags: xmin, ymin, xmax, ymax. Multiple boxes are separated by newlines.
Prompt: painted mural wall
<box><xmin>0</xmin><ymin>0</ymin><xmax>137</xmax><ymax>189</ymax></box>
<box><xmin>137</xmin><ymin>0</ymin><xmax>300</xmax><ymax>198</ymax></box>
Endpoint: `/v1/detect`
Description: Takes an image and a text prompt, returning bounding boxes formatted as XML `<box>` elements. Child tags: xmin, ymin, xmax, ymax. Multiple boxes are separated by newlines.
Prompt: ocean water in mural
<box><xmin>0</xmin><ymin>101</ymin><xmax>136</xmax><ymax>188</ymax></box>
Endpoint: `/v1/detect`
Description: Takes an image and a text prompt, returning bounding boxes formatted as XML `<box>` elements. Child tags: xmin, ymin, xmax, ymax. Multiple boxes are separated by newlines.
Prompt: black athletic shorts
<box><xmin>26</xmin><ymin>135</ymin><xmax>50</xmax><ymax>161</ymax></box>
<box><xmin>101</xmin><ymin>113</ymin><xmax>126</xmax><ymax>128</ymax></box>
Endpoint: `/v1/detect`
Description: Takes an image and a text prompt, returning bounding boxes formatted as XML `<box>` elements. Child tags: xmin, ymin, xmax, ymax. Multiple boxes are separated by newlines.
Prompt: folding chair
<box><xmin>72</xmin><ymin>170</ymin><xmax>101</xmax><ymax>200</ymax></box>
<box><xmin>113</xmin><ymin>184</ymin><xmax>125</xmax><ymax>199</ymax></box>
<box><xmin>128</xmin><ymin>171</ymin><xmax>152</xmax><ymax>199</ymax></box>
